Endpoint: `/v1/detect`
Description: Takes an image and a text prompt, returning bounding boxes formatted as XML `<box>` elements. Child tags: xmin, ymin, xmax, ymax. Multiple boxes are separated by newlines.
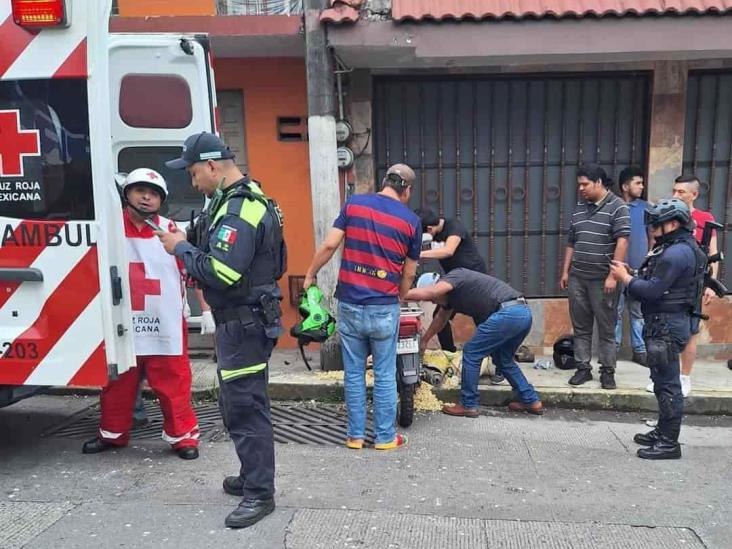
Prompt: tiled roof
<box><xmin>392</xmin><ymin>0</ymin><xmax>732</xmax><ymax>21</ymax></box>
<box><xmin>320</xmin><ymin>0</ymin><xmax>362</xmax><ymax>23</ymax></box>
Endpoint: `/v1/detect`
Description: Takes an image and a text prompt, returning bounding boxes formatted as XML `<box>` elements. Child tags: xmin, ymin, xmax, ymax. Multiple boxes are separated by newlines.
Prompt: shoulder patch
<box><xmin>217</xmin><ymin>224</ymin><xmax>238</xmax><ymax>245</ymax></box>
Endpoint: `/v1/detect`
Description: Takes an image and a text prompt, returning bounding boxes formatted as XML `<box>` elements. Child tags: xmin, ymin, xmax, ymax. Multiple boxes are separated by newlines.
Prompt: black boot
<box><xmin>82</xmin><ymin>437</ymin><xmax>116</xmax><ymax>454</ymax></box>
<box><xmin>225</xmin><ymin>498</ymin><xmax>275</xmax><ymax>528</ymax></box>
<box><xmin>600</xmin><ymin>371</ymin><xmax>616</xmax><ymax>390</ymax></box>
<box><xmin>633</xmin><ymin>428</ymin><xmax>661</xmax><ymax>446</ymax></box>
<box><xmin>637</xmin><ymin>436</ymin><xmax>681</xmax><ymax>460</ymax></box>
<box><xmin>568</xmin><ymin>369</ymin><xmax>592</xmax><ymax>386</ymax></box>
<box><xmin>176</xmin><ymin>447</ymin><xmax>199</xmax><ymax>460</ymax></box>
<box><xmin>223</xmin><ymin>476</ymin><xmax>244</xmax><ymax>496</ymax></box>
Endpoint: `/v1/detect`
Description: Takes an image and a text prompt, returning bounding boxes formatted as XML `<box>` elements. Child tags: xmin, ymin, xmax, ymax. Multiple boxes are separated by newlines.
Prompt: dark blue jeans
<box><xmin>461</xmin><ymin>305</ymin><xmax>539</xmax><ymax>409</ymax></box>
<box><xmin>643</xmin><ymin>312</ymin><xmax>691</xmax><ymax>442</ymax></box>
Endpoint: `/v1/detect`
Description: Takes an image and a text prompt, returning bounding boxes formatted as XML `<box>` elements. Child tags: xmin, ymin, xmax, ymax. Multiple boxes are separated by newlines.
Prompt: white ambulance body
<box><xmin>0</xmin><ymin>0</ymin><xmax>217</xmax><ymax>407</ymax></box>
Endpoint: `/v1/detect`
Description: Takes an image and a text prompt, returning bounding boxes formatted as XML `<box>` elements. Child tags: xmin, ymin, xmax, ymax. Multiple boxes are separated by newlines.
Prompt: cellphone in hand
<box><xmin>144</xmin><ymin>218</ymin><xmax>164</xmax><ymax>232</ymax></box>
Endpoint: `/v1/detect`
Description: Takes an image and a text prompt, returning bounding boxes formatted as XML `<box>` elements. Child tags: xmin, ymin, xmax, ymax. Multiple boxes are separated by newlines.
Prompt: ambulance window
<box><xmin>119</xmin><ymin>75</ymin><xmax>192</xmax><ymax>129</ymax></box>
<box><xmin>118</xmin><ymin>146</ymin><xmax>204</xmax><ymax>222</ymax></box>
<box><xmin>0</xmin><ymin>79</ymin><xmax>93</xmax><ymax>221</ymax></box>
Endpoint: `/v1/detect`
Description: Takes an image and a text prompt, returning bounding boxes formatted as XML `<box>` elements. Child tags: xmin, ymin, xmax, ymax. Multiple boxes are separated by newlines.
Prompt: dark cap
<box><xmin>165</xmin><ymin>132</ymin><xmax>235</xmax><ymax>169</ymax></box>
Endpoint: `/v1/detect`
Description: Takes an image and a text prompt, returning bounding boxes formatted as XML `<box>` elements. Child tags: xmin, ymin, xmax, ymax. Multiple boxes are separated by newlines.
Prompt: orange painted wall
<box><xmin>117</xmin><ymin>0</ymin><xmax>216</xmax><ymax>16</ymax></box>
<box><xmin>215</xmin><ymin>58</ymin><xmax>313</xmax><ymax>348</ymax></box>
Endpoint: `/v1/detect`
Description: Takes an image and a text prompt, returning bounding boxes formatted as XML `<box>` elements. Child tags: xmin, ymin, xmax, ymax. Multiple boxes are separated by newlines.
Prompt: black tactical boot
<box><xmin>568</xmin><ymin>369</ymin><xmax>592</xmax><ymax>386</ymax></box>
<box><xmin>225</xmin><ymin>498</ymin><xmax>275</xmax><ymax>528</ymax></box>
<box><xmin>633</xmin><ymin>428</ymin><xmax>661</xmax><ymax>446</ymax></box>
<box><xmin>223</xmin><ymin>476</ymin><xmax>244</xmax><ymax>496</ymax></box>
<box><xmin>82</xmin><ymin>437</ymin><xmax>116</xmax><ymax>454</ymax></box>
<box><xmin>637</xmin><ymin>436</ymin><xmax>681</xmax><ymax>460</ymax></box>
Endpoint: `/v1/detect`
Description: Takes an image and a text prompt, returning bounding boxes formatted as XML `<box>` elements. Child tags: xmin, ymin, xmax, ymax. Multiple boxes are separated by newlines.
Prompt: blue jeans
<box><xmin>133</xmin><ymin>375</ymin><xmax>146</xmax><ymax>422</ymax></box>
<box><xmin>337</xmin><ymin>301</ymin><xmax>400</xmax><ymax>445</ymax></box>
<box><xmin>615</xmin><ymin>289</ymin><xmax>646</xmax><ymax>353</ymax></box>
<box><xmin>461</xmin><ymin>305</ymin><xmax>539</xmax><ymax>409</ymax></box>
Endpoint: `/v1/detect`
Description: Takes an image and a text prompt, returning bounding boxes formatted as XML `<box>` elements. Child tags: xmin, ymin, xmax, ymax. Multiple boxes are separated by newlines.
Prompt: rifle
<box><xmin>700</xmin><ymin>220</ymin><xmax>727</xmax><ymax>298</ymax></box>
<box><xmin>691</xmin><ymin>220</ymin><xmax>727</xmax><ymax>321</ymax></box>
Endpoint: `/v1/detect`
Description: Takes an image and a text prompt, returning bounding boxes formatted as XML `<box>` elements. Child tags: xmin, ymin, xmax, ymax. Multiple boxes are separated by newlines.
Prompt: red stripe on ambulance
<box><xmin>53</xmin><ymin>38</ymin><xmax>87</xmax><ymax>79</ymax></box>
<box><xmin>0</xmin><ymin>246</ymin><xmax>100</xmax><ymax>384</ymax></box>
<box><xmin>0</xmin><ymin>15</ymin><xmax>38</xmax><ymax>77</ymax></box>
<box><xmin>67</xmin><ymin>343</ymin><xmax>107</xmax><ymax>386</ymax></box>
<box><xmin>0</xmin><ymin>221</ymin><xmax>70</xmax><ymax>309</ymax></box>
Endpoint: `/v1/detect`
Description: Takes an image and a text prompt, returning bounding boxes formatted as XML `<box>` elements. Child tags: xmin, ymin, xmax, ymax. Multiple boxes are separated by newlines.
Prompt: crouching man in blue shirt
<box><xmin>609</xmin><ymin>198</ymin><xmax>706</xmax><ymax>460</ymax></box>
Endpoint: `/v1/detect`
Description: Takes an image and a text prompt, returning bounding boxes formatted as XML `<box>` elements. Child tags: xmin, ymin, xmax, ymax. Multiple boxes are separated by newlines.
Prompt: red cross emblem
<box><xmin>129</xmin><ymin>262</ymin><xmax>161</xmax><ymax>312</ymax></box>
<box><xmin>0</xmin><ymin>110</ymin><xmax>41</xmax><ymax>178</ymax></box>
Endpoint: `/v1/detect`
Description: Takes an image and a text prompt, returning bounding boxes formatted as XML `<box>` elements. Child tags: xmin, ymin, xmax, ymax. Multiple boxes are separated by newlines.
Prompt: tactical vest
<box><xmin>207</xmin><ymin>179</ymin><xmax>287</xmax><ymax>296</ymax></box>
<box><xmin>638</xmin><ymin>231</ymin><xmax>706</xmax><ymax>313</ymax></box>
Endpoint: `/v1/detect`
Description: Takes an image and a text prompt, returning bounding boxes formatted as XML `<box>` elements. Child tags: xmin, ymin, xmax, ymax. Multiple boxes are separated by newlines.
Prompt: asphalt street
<box><xmin>0</xmin><ymin>395</ymin><xmax>730</xmax><ymax>548</ymax></box>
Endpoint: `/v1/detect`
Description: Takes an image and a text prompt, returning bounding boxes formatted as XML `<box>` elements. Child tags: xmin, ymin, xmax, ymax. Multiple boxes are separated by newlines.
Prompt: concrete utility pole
<box><xmin>305</xmin><ymin>0</ymin><xmax>341</xmax><ymax>307</ymax></box>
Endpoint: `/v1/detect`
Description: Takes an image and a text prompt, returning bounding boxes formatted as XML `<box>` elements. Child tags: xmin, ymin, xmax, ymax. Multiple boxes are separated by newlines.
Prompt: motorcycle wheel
<box><xmin>319</xmin><ymin>333</ymin><xmax>344</xmax><ymax>371</ymax></box>
<box><xmin>397</xmin><ymin>383</ymin><xmax>416</xmax><ymax>428</ymax></box>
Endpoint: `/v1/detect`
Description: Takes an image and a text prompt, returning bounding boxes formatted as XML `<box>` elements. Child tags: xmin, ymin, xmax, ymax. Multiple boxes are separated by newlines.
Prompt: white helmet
<box><xmin>120</xmin><ymin>168</ymin><xmax>168</xmax><ymax>202</ymax></box>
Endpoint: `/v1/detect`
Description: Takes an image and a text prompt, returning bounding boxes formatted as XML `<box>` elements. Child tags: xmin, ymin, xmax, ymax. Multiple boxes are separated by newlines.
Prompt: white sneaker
<box><xmin>680</xmin><ymin>375</ymin><xmax>692</xmax><ymax>398</ymax></box>
<box><xmin>645</xmin><ymin>381</ymin><xmax>654</xmax><ymax>393</ymax></box>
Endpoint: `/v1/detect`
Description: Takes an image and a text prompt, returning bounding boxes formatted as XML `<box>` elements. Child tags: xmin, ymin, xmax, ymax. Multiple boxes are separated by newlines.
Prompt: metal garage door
<box><xmin>373</xmin><ymin>73</ymin><xmax>650</xmax><ymax>297</ymax></box>
<box><xmin>683</xmin><ymin>71</ymin><xmax>732</xmax><ymax>290</ymax></box>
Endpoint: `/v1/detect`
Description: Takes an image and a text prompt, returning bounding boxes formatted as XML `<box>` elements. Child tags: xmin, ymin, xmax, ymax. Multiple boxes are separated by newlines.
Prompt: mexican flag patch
<box><xmin>217</xmin><ymin>225</ymin><xmax>238</xmax><ymax>245</ymax></box>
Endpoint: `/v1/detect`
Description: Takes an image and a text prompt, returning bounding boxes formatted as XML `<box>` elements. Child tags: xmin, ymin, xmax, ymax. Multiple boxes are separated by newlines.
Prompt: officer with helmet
<box><xmin>158</xmin><ymin>132</ymin><xmax>287</xmax><ymax>529</ymax></box>
<box><xmin>83</xmin><ymin>168</ymin><xmax>200</xmax><ymax>459</ymax></box>
<box><xmin>610</xmin><ymin>198</ymin><xmax>706</xmax><ymax>460</ymax></box>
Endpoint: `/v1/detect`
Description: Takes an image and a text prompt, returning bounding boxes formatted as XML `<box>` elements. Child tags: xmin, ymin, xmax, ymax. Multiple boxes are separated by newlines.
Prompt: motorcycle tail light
<box><xmin>399</xmin><ymin>317</ymin><xmax>420</xmax><ymax>337</ymax></box>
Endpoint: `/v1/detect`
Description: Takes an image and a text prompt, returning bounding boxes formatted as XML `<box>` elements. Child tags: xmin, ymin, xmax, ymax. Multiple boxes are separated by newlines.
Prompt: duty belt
<box><xmin>212</xmin><ymin>305</ymin><xmax>258</xmax><ymax>325</ymax></box>
<box><xmin>499</xmin><ymin>297</ymin><xmax>527</xmax><ymax>310</ymax></box>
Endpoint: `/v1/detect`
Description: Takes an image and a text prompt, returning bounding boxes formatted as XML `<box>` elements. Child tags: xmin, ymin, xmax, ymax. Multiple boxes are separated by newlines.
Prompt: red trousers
<box><xmin>98</xmin><ymin>351</ymin><xmax>199</xmax><ymax>450</ymax></box>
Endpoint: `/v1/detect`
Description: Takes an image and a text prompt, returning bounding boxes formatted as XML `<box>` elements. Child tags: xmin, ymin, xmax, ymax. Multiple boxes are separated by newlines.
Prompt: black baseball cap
<box><xmin>165</xmin><ymin>132</ymin><xmax>235</xmax><ymax>169</ymax></box>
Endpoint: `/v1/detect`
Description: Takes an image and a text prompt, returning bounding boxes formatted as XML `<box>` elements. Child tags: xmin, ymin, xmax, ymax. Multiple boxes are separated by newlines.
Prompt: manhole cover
<box><xmin>43</xmin><ymin>402</ymin><xmax>375</xmax><ymax>446</ymax></box>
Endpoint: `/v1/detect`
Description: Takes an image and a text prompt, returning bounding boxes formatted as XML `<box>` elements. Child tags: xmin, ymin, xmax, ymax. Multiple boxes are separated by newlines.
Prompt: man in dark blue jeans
<box><xmin>406</xmin><ymin>269</ymin><xmax>543</xmax><ymax>417</ymax></box>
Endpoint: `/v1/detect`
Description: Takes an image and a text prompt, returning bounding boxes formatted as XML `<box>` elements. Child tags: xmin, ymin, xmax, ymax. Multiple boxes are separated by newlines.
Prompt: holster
<box><xmin>644</xmin><ymin>315</ymin><xmax>674</xmax><ymax>370</ymax></box>
<box><xmin>259</xmin><ymin>294</ymin><xmax>282</xmax><ymax>326</ymax></box>
<box><xmin>645</xmin><ymin>337</ymin><xmax>671</xmax><ymax>370</ymax></box>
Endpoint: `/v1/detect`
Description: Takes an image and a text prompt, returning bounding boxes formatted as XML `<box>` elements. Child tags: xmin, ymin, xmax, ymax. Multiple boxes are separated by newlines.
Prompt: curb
<box><xmin>48</xmin><ymin>382</ymin><xmax>732</xmax><ymax>415</ymax></box>
<box><xmin>434</xmin><ymin>386</ymin><xmax>732</xmax><ymax>415</ymax></box>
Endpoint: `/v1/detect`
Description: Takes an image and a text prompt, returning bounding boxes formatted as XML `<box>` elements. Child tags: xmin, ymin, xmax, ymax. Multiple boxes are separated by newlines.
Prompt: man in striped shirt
<box><xmin>304</xmin><ymin>164</ymin><xmax>421</xmax><ymax>450</ymax></box>
<box><xmin>560</xmin><ymin>165</ymin><xmax>630</xmax><ymax>389</ymax></box>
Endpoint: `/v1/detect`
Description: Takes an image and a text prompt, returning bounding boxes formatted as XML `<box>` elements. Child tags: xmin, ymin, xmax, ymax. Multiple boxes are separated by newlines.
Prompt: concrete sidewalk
<box><xmin>53</xmin><ymin>347</ymin><xmax>732</xmax><ymax>414</ymax></box>
<box><xmin>183</xmin><ymin>347</ymin><xmax>732</xmax><ymax>415</ymax></box>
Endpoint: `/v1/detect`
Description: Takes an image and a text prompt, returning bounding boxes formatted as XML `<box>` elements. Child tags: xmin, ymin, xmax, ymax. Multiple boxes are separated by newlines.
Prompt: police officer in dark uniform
<box><xmin>609</xmin><ymin>198</ymin><xmax>705</xmax><ymax>460</ymax></box>
<box><xmin>159</xmin><ymin>132</ymin><xmax>286</xmax><ymax>527</ymax></box>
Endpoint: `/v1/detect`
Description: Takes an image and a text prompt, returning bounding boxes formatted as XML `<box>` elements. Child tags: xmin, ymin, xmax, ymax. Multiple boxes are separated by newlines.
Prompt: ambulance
<box><xmin>0</xmin><ymin>0</ymin><xmax>217</xmax><ymax>406</ymax></box>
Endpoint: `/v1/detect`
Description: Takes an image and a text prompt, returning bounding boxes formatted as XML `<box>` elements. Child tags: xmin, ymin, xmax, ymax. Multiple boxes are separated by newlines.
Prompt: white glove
<box><xmin>200</xmin><ymin>310</ymin><xmax>216</xmax><ymax>335</ymax></box>
<box><xmin>183</xmin><ymin>300</ymin><xmax>191</xmax><ymax>320</ymax></box>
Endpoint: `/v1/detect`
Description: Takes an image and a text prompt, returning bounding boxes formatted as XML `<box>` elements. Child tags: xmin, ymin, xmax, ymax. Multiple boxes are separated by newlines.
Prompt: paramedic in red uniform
<box><xmin>82</xmin><ymin>169</ymin><xmax>200</xmax><ymax>459</ymax></box>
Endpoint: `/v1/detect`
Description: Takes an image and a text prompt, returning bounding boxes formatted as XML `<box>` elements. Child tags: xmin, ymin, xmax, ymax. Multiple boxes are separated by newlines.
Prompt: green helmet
<box><xmin>290</xmin><ymin>285</ymin><xmax>335</xmax><ymax>343</ymax></box>
<box><xmin>290</xmin><ymin>286</ymin><xmax>336</xmax><ymax>371</ymax></box>
<box><xmin>644</xmin><ymin>198</ymin><xmax>691</xmax><ymax>228</ymax></box>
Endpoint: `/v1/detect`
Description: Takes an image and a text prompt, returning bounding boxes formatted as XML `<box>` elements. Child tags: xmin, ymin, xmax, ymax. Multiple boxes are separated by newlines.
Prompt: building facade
<box><xmin>323</xmin><ymin>0</ymin><xmax>732</xmax><ymax>358</ymax></box>
<box><xmin>114</xmin><ymin>0</ymin><xmax>732</xmax><ymax>357</ymax></box>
